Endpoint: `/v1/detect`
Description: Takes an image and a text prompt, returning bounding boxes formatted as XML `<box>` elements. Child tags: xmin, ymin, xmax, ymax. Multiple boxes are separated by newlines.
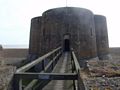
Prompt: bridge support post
<box><xmin>77</xmin><ymin>70</ymin><xmax>85</xmax><ymax>90</ymax></box>
<box><xmin>42</xmin><ymin>60</ymin><xmax>45</xmax><ymax>72</ymax></box>
<box><xmin>13</xmin><ymin>75</ymin><xmax>22</xmax><ymax>90</ymax></box>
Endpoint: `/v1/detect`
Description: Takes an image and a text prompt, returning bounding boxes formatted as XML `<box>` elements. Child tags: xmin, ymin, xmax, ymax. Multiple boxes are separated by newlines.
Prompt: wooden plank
<box><xmin>16</xmin><ymin>47</ymin><xmax>61</xmax><ymax>72</ymax></box>
<box><xmin>15</xmin><ymin>73</ymin><xmax>78</xmax><ymax>80</ymax></box>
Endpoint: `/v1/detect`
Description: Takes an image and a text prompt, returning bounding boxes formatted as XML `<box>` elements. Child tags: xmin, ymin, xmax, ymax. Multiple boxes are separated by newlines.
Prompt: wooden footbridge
<box><xmin>13</xmin><ymin>47</ymin><xmax>85</xmax><ymax>90</ymax></box>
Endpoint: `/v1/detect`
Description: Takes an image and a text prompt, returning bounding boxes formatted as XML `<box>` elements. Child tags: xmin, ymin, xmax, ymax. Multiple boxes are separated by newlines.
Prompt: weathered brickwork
<box><xmin>29</xmin><ymin>7</ymin><xmax>110</xmax><ymax>63</ymax></box>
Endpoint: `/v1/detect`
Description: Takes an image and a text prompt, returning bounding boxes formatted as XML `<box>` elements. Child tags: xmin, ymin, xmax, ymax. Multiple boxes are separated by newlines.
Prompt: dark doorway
<box><xmin>63</xmin><ymin>38</ymin><xmax>70</xmax><ymax>52</ymax></box>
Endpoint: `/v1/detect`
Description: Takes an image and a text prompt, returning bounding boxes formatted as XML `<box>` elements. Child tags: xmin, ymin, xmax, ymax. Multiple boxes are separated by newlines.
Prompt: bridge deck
<box><xmin>43</xmin><ymin>52</ymin><xmax>74</xmax><ymax>90</ymax></box>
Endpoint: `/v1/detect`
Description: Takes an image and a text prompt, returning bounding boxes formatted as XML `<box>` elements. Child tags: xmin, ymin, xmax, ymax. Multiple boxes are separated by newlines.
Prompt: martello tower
<box><xmin>28</xmin><ymin>7</ymin><xmax>111</xmax><ymax>66</ymax></box>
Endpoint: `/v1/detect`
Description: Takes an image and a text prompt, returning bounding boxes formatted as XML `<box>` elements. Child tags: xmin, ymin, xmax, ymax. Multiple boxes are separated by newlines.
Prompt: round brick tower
<box><xmin>94</xmin><ymin>15</ymin><xmax>111</xmax><ymax>60</ymax></box>
<box><xmin>42</xmin><ymin>7</ymin><xmax>98</xmax><ymax>65</ymax></box>
<box><xmin>29</xmin><ymin>16</ymin><xmax>42</xmax><ymax>61</ymax></box>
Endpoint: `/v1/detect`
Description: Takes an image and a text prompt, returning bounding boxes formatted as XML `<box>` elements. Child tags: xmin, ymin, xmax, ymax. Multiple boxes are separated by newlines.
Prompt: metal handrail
<box><xmin>16</xmin><ymin>47</ymin><xmax>61</xmax><ymax>73</ymax></box>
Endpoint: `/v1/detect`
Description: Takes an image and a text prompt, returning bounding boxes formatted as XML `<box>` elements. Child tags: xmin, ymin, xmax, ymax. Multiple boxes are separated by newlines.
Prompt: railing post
<box><xmin>70</xmin><ymin>51</ymin><xmax>76</xmax><ymax>90</ymax></box>
<box><xmin>42</xmin><ymin>60</ymin><xmax>45</xmax><ymax>72</ymax></box>
<box><xmin>13</xmin><ymin>75</ymin><xmax>22</xmax><ymax>90</ymax></box>
<box><xmin>51</xmin><ymin>58</ymin><xmax>54</xmax><ymax>70</ymax></box>
<box><xmin>73</xmin><ymin>80</ymin><xmax>76</xmax><ymax>90</ymax></box>
<box><xmin>77</xmin><ymin>70</ymin><xmax>85</xmax><ymax>90</ymax></box>
<box><xmin>71</xmin><ymin>60</ymin><xmax>76</xmax><ymax>90</ymax></box>
<box><xmin>77</xmin><ymin>70</ymin><xmax>80</xmax><ymax>90</ymax></box>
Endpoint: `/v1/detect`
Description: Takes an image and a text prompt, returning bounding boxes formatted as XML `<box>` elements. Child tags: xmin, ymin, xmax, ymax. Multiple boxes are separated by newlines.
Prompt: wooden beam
<box><xmin>24</xmin><ymin>80</ymin><xmax>37</xmax><ymax>90</ymax></box>
<box><xmin>32</xmin><ymin>80</ymin><xmax>50</xmax><ymax>90</ymax></box>
<box><xmin>15</xmin><ymin>72</ymin><xmax>78</xmax><ymax>80</ymax></box>
<box><xmin>71</xmin><ymin>51</ymin><xmax>81</xmax><ymax>73</ymax></box>
<box><xmin>24</xmin><ymin>52</ymin><xmax>62</xmax><ymax>90</ymax></box>
<box><xmin>45</xmin><ymin>52</ymin><xmax>61</xmax><ymax>72</ymax></box>
<box><xmin>16</xmin><ymin>47</ymin><xmax>61</xmax><ymax>72</ymax></box>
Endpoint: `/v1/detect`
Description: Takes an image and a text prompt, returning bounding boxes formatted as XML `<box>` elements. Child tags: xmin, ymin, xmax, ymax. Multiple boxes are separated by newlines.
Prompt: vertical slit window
<box><xmin>90</xmin><ymin>28</ymin><xmax>93</xmax><ymax>36</ymax></box>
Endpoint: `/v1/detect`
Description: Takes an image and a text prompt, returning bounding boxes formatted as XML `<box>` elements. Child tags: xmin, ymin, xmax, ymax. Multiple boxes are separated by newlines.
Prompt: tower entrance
<box><xmin>63</xmin><ymin>34</ymin><xmax>70</xmax><ymax>52</ymax></box>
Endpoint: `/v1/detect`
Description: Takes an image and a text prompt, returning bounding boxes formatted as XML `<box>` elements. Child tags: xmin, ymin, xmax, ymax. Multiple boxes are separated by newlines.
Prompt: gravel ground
<box><xmin>80</xmin><ymin>48</ymin><xmax>120</xmax><ymax>90</ymax></box>
<box><xmin>0</xmin><ymin>65</ymin><xmax>16</xmax><ymax>90</ymax></box>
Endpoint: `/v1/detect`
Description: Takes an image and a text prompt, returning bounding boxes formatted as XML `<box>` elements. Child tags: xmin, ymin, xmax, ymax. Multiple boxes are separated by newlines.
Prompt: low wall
<box><xmin>110</xmin><ymin>47</ymin><xmax>120</xmax><ymax>55</ymax></box>
<box><xmin>3</xmin><ymin>49</ymin><xmax>28</xmax><ymax>58</ymax></box>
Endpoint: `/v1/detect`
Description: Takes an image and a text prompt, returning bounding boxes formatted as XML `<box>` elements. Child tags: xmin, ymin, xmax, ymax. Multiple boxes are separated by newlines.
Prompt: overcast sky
<box><xmin>0</xmin><ymin>0</ymin><xmax>120</xmax><ymax>48</ymax></box>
